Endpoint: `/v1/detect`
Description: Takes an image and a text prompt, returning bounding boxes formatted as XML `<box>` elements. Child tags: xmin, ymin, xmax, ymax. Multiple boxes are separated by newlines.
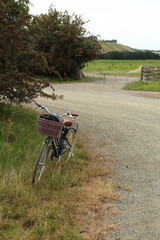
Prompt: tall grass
<box><xmin>0</xmin><ymin>103</ymin><xmax>115</xmax><ymax>240</ymax></box>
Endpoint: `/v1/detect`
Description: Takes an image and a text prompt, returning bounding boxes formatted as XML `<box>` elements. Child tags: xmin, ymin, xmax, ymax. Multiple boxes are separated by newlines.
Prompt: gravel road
<box><xmin>37</xmin><ymin>78</ymin><xmax>160</xmax><ymax>240</ymax></box>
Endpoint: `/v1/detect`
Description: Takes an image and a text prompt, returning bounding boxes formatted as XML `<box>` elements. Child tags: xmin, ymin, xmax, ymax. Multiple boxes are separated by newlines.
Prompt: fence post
<box><xmin>103</xmin><ymin>74</ymin><xmax>105</xmax><ymax>84</ymax></box>
<box><xmin>140</xmin><ymin>66</ymin><xmax>143</xmax><ymax>82</ymax></box>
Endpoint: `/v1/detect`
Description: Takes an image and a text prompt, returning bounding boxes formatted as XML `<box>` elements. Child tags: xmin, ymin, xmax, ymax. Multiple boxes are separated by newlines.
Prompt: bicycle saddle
<box><xmin>62</xmin><ymin>119</ymin><xmax>72</xmax><ymax>127</ymax></box>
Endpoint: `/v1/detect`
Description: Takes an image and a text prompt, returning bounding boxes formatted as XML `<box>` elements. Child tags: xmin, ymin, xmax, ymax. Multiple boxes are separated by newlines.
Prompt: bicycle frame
<box><xmin>50</xmin><ymin>125</ymin><xmax>77</xmax><ymax>159</ymax></box>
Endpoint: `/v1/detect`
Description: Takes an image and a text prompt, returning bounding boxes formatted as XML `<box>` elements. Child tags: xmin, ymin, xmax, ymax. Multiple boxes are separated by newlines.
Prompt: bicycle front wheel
<box><xmin>59</xmin><ymin>128</ymin><xmax>76</xmax><ymax>163</ymax></box>
<box><xmin>32</xmin><ymin>138</ymin><xmax>51</xmax><ymax>185</ymax></box>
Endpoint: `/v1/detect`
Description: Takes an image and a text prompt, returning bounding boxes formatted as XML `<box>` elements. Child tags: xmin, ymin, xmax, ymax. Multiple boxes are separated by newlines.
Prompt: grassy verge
<box><xmin>123</xmin><ymin>81</ymin><xmax>160</xmax><ymax>92</ymax></box>
<box><xmin>0</xmin><ymin>103</ymin><xmax>116</xmax><ymax>240</ymax></box>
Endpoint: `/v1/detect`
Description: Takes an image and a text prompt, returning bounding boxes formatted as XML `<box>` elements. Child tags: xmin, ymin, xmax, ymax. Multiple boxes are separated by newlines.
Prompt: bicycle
<box><xmin>32</xmin><ymin>101</ymin><xmax>78</xmax><ymax>185</ymax></box>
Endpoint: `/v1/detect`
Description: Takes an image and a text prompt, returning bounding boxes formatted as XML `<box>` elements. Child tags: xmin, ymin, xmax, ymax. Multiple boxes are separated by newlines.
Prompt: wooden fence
<box><xmin>140</xmin><ymin>65</ymin><xmax>160</xmax><ymax>82</ymax></box>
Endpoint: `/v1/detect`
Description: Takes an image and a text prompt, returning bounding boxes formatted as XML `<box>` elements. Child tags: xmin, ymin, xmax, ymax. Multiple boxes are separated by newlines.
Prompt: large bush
<box><xmin>30</xmin><ymin>8</ymin><xmax>101</xmax><ymax>80</ymax></box>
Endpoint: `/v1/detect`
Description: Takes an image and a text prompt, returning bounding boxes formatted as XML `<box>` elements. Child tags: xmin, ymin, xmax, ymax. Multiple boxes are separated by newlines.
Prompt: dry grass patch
<box><xmin>64</xmin><ymin>177</ymin><xmax>117</xmax><ymax>240</ymax></box>
<box><xmin>68</xmin><ymin>139</ymin><xmax>119</xmax><ymax>239</ymax></box>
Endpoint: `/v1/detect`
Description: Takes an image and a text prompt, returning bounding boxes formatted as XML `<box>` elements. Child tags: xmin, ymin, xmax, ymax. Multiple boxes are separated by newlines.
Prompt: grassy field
<box><xmin>83</xmin><ymin>59</ymin><xmax>160</xmax><ymax>74</ymax></box>
<box><xmin>123</xmin><ymin>81</ymin><xmax>160</xmax><ymax>92</ymax></box>
<box><xmin>0</xmin><ymin>103</ymin><xmax>115</xmax><ymax>240</ymax></box>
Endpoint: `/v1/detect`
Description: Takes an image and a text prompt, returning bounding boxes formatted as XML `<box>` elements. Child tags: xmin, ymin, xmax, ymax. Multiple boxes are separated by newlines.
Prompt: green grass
<box><xmin>83</xmin><ymin>59</ymin><xmax>160</xmax><ymax>73</ymax></box>
<box><xmin>0</xmin><ymin>103</ymin><xmax>114</xmax><ymax>240</ymax></box>
<box><xmin>0</xmin><ymin>103</ymin><xmax>90</xmax><ymax>240</ymax></box>
<box><xmin>123</xmin><ymin>81</ymin><xmax>160</xmax><ymax>92</ymax></box>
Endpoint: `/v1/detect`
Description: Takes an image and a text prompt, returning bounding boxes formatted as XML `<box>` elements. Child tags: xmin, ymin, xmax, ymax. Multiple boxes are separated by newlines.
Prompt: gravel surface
<box><xmin>37</xmin><ymin>79</ymin><xmax>160</xmax><ymax>240</ymax></box>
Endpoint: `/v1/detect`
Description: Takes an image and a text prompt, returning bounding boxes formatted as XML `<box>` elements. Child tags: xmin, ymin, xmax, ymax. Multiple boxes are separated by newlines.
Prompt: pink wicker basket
<box><xmin>37</xmin><ymin>117</ymin><xmax>64</xmax><ymax>138</ymax></box>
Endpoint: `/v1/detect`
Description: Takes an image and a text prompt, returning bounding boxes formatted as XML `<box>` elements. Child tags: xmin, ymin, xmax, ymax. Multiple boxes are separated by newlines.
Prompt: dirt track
<box><xmin>37</xmin><ymin>79</ymin><xmax>160</xmax><ymax>240</ymax></box>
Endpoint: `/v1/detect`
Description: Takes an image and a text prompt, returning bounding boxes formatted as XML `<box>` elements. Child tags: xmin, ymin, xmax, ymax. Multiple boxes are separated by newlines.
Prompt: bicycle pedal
<box><xmin>51</xmin><ymin>152</ymin><xmax>58</xmax><ymax>160</ymax></box>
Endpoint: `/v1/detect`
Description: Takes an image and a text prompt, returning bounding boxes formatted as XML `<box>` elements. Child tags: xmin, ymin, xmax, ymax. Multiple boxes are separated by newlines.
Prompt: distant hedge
<box><xmin>97</xmin><ymin>51</ymin><xmax>159</xmax><ymax>60</ymax></box>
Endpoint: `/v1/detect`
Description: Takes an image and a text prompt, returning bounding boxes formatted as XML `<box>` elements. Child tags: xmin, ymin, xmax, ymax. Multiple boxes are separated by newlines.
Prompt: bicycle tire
<box><xmin>58</xmin><ymin>128</ymin><xmax>76</xmax><ymax>164</ymax></box>
<box><xmin>32</xmin><ymin>138</ymin><xmax>51</xmax><ymax>185</ymax></box>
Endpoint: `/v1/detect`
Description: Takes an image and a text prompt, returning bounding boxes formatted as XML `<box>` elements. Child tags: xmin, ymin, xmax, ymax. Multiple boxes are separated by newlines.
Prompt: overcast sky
<box><xmin>29</xmin><ymin>0</ymin><xmax>160</xmax><ymax>50</ymax></box>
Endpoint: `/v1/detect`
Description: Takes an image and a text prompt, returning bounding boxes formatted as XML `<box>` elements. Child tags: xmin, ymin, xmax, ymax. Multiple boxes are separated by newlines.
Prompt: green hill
<box><xmin>100</xmin><ymin>41</ymin><xmax>134</xmax><ymax>53</ymax></box>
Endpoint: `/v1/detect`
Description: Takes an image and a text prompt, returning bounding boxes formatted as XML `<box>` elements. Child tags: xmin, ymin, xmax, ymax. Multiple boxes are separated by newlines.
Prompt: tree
<box><xmin>31</xmin><ymin>8</ymin><xmax>101</xmax><ymax>80</ymax></box>
<box><xmin>0</xmin><ymin>0</ymin><xmax>56</xmax><ymax>104</ymax></box>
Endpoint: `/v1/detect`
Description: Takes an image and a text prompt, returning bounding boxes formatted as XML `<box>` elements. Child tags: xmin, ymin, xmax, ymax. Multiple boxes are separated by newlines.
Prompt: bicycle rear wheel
<box><xmin>32</xmin><ymin>138</ymin><xmax>51</xmax><ymax>185</ymax></box>
<box><xmin>59</xmin><ymin>128</ymin><xmax>76</xmax><ymax>164</ymax></box>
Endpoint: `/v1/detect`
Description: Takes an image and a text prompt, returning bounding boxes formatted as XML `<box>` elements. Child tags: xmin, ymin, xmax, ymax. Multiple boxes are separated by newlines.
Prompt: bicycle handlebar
<box><xmin>33</xmin><ymin>100</ymin><xmax>78</xmax><ymax>119</ymax></box>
